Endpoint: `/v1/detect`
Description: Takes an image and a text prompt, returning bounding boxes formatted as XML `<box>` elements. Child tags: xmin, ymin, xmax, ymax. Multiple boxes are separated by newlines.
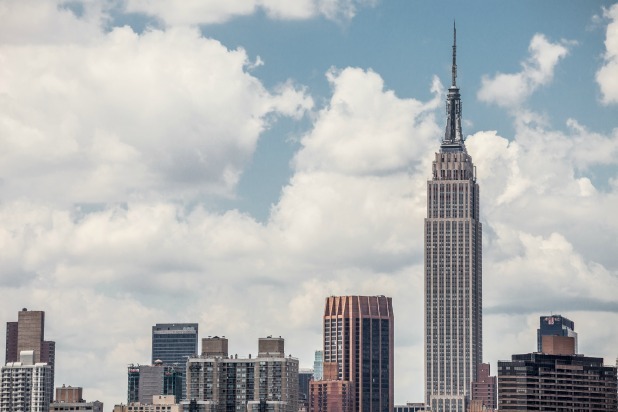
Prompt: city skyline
<box><xmin>1</xmin><ymin>0</ymin><xmax>618</xmax><ymax>409</ymax></box>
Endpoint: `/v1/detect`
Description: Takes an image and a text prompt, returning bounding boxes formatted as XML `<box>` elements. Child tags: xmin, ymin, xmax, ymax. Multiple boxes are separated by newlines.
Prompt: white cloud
<box><xmin>0</xmin><ymin>25</ymin><xmax>312</xmax><ymax>204</ymax></box>
<box><xmin>597</xmin><ymin>3</ymin><xmax>618</xmax><ymax>104</ymax></box>
<box><xmin>124</xmin><ymin>0</ymin><xmax>378</xmax><ymax>25</ymax></box>
<box><xmin>478</xmin><ymin>34</ymin><xmax>570</xmax><ymax>108</ymax></box>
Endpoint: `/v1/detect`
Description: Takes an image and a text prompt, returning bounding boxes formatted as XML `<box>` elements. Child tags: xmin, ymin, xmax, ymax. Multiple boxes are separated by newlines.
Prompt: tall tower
<box><xmin>537</xmin><ymin>314</ymin><xmax>577</xmax><ymax>353</ymax></box>
<box><xmin>322</xmin><ymin>295</ymin><xmax>394</xmax><ymax>412</ymax></box>
<box><xmin>424</xmin><ymin>24</ymin><xmax>482</xmax><ymax>412</ymax></box>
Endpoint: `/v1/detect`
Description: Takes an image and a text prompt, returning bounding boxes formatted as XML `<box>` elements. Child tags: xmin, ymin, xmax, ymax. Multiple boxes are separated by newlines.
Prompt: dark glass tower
<box><xmin>151</xmin><ymin>323</ymin><xmax>198</xmax><ymax>401</ymax></box>
<box><xmin>424</xmin><ymin>25</ymin><xmax>482</xmax><ymax>412</ymax></box>
<box><xmin>323</xmin><ymin>295</ymin><xmax>394</xmax><ymax>412</ymax></box>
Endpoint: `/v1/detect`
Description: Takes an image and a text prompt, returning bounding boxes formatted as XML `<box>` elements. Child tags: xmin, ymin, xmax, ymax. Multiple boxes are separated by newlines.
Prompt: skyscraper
<box><xmin>151</xmin><ymin>323</ymin><xmax>198</xmax><ymax>401</ymax></box>
<box><xmin>5</xmin><ymin>309</ymin><xmax>56</xmax><ymax>397</ymax></box>
<box><xmin>536</xmin><ymin>314</ymin><xmax>577</xmax><ymax>353</ymax></box>
<box><xmin>424</xmin><ymin>26</ymin><xmax>482</xmax><ymax>412</ymax></box>
<box><xmin>322</xmin><ymin>295</ymin><xmax>394</xmax><ymax>412</ymax></box>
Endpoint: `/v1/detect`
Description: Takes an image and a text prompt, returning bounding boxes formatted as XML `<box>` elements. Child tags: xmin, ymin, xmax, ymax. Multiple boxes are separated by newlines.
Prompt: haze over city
<box><xmin>1</xmin><ymin>0</ymin><xmax>617</xmax><ymax>409</ymax></box>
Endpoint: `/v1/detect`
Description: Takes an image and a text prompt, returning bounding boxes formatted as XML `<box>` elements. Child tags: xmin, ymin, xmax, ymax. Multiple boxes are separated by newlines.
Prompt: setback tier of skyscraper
<box><xmin>424</xmin><ymin>25</ymin><xmax>482</xmax><ymax>412</ymax></box>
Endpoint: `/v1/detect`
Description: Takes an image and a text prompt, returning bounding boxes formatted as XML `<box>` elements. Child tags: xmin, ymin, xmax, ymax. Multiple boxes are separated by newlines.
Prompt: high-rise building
<box><xmin>536</xmin><ymin>314</ymin><xmax>577</xmax><ymax>353</ymax></box>
<box><xmin>424</xmin><ymin>26</ymin><xmax>482</xmax><ymax>412</ymax></box>
<box><xmin>186</xmin><ymin>336</ymin><xmax>298</xmax><ymax>412</ymax></box>
<box><xmin>298</xmin><ymin>368</ymin><xmax>313</xmax><ymax>410</ymax></box>
<box><xmin>322</xmin><ymin>295</ymin><xmax>394</xmax><ymax>412</ymax></box>
<box><xmin>0</xmin><ymin>350</ymin><xmax>53</xmax><ymax>412</ymax></box>
<box><xmin>5</xmin><ymin>309</ymin><xmax>56</xmax><ymax>396</ymax></box>
<box><xmin>309</xmin><ymin>380</ymin><xmax>354</xmax><ymax>412</ymax></box>
<box><xmin>126</xmin><ymin>361</ymin><xmax>183</xmax><ymax>404</ymax></box>
<box><xmin>152</xmin><ymin>323</ymin><xmax>198</xmax><ymax>401</ymax></box>
<box><xmin>498</xmin><ymin>352</ymin><xmax>617</xmax><ymax>410</ymax></box>
<box><xmin>313</xmin><ymin>351</ymin><xmax>323</xmax><ymax>381</ymax></box>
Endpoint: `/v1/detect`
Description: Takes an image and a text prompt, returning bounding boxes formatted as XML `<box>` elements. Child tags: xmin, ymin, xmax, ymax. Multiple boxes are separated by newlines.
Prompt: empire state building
<box><xmin>424</xmin><ymin>26</ymin><xmax>482</xmax><ymax>412</ymax></box>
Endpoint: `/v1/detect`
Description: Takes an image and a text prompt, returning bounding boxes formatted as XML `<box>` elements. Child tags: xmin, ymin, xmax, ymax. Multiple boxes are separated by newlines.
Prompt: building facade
<box><xmin>51</xmin><ymin>386</ymin><xmax>103</xmax><ymax>412</ymax></box>
<box><xmin>536</xmin><ymin>314</ymin><xmax>577</xmax><ymax>353</ymax></box>
<box><xmin>322</xmin><ymin>295</ymin><xmax>394</xmax><ymax>412</ymax></box>
<box><xmin>0</xmin><ymin>351</ymin><xmax>53</xmax><ymax>412</ymax></box>
<box><xmin>308</xmin><ymin>380</ymin><xmax>354</xmax><ymax>412</ymax></box>
<box><xmin>5</xmin><ymin>309</ymin><xmax>56</xmax><ymax>394</ymax></box>
<box><xmin>470</xmin><ymin>363</ymin><xmax>496</xmax><ymax>411</ymax></box>
<box><xmin>115</xmin><ymin>395</ymin><xmax>180</xmax><ymax>412</ymax></box>
<box><xmin>312</xmin><ymin>351</ymin><xmax>323</xmax><ymax>381</ymax></box>
<box><xmin>498</xmin><ymin>352</ymin><xmax>617</xmax><ymax>411</ymax></box>
<box><xmin>152</xmin><ymin>323</ymin><xmax>198</xmax><ymax>401</ymax></box>
<box><xmin>186</xmin><ymin>337</ymin><xmax>298</xmax><ymax>412</ymax></box>
<box><xmin>127</xmin><ymin>362</ymin><xmax>183</xmax><ymax>404</ymax></box>
<box><xmin>424</xmin><ymin>26</ymin><xmax>482</xmax><ymax>412</ymax></box>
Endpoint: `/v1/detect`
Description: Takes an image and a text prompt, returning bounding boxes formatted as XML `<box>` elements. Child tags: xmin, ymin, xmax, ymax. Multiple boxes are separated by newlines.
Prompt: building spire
<box><xmin>452</xmin><ymin>21</ymin><xmax>457</xmax><ymax>87</ymax></box>
<box><xmin>442</xmin><ymin>21</ymin><xmax>465</xmax><ymax>150</ymax></box>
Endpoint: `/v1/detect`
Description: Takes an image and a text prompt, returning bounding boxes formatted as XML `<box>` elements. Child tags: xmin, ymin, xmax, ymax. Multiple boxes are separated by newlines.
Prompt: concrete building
<box><xmin>537</xmin><ymin>314</ymin><xmax>577</xmax><ymax>353</ymax></box>
<box><xmin>5</xmin><ymin>309</ymin><xmax>56</xmax><ymax>394</ymax></box>
<box><xmin>320</xmin><ymin>295</ymin><xmax>394</xmax><ymax>412</ymax></box>
<box><xmin>50</xmin><ymin>386</ymin><xmax>103</xmax><ymax>412</ymax></box>
<box><xmin>152</xmin><ymin>323</ymin><xmax>198</xmax><ymax>401</ymax></box>
<box><xmin>424</xmin><ymin>26</ymin><xmax>482</xmax><ymax>412</ymax></box>
<box><xmin>0</xmin><ymin>350</ymin><xmax>53</xmax><ymax>412</ymax></box>
<box><xmin>186</xmin><ymin>337</ymin><xmax>298</xmax><ymax>412</ymax></box>
<box><xmin>498</xmin><ymin>352</ymin><xmax>617</xmax><ymax>410</ymax></box>
<box><xmin>115</xmin><ymin>395</ymin><xmax>180</xmax><ymax>412</ymax></box>
<box><xmin>470</xmin><ymin>364</ymin><xmax>495</xmax><ymax>411</ymax></box>
<box><xmin>127</xmin><ymin>362</ymin><xmax>183</xmax><ymax>404</ymax></box>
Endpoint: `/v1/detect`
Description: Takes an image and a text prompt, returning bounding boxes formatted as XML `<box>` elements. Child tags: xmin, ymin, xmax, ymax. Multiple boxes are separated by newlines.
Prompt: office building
<box><xmin>51</xmin><ymin>386</ymin><xmax>103</xmax><ymax>412</ymax></box>
<box><xmin>498</xmin><ymin>351</ymin><xmax>617</xmax><ymax>410</ymax></box>
<box><xmin>126</xmin><ymin>361</ymin><xmax>183</xmax><ymax>404</ymax></box>
<box><xmin>536</xmin><ymin>314</ymin><xmax>577</xmax><ymax>353</ymax></box>
<box><xmin>298</xmin><ymin>368</ymin><xmax>313</xmax><ymax>410</ymax></box>
<box><xmin>0</xmin><ymin>350</ymin><xmax>53</xmax><ymax>412</ymax></box>
<box><xmin>186</xmin><ymin>336</ymin><xmax>298</xmax><ymax>412</ymax></box>
<box><xmin>152</xmin><ymin>323</ymin><xmax>198</xmax><ymax>401</ymax></box>
<box><xmin>470</xmin><ymin>363</ymin><xmax>496</xmax><ymax>411</ymax></box>
<box><xmin>5</xmin><ymin>309</ymin><xmax>56</xmax><ymax>393</ymax></box>
<box><xmin>322</xmin><ymin>295</ymin><xmax>394</xmax><ymax>411</ymax></box>
<box><xmin>313</xmin><ymin>351</ymin><xmax>323</xmax><ymax>381</ymax></box>
<box><xmin>424</xmin><ymin>26</ymin><xmax>482</xmax><ymax>412</ymax></box>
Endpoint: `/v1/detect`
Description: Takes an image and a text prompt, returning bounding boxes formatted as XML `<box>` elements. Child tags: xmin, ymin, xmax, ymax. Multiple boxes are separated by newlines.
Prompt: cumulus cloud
<box><xmin>597</xmin><ymin>3</ymin><xmax>618</xmax><ymax>104</ymax></box>
<box><xmin>478</xmin><ymin>34</ymin><xmax>570</xmax><ymax>108</ymax></box>
<box><xmin>0</xmin><ymin>25</ymin><xmax>312</xmax><ymax>204</ymax></box>
<box><xmin>124</xmin><ymin>0</ymin><xmax>378</xmax><ymax>25</ymax></box>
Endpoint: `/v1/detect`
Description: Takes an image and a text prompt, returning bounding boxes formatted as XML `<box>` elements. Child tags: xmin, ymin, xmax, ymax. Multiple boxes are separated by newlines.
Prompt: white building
<box><xmin>1</xmin><ymin>351</ymin><xmax>53</xmax><ymax>412</ymax></box>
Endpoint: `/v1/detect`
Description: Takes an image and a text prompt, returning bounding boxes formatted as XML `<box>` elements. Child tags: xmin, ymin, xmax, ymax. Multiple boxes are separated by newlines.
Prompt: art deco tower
<box><xmin>424</xmin><ymin>25</ymin><xmax>482</xmax><ymax>412</ymax></box>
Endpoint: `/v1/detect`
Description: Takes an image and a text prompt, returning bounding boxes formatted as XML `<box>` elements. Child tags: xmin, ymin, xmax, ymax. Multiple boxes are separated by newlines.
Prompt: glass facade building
<box><xmin>322</xmin><ymin>295</ymin><xmax>394</xmax><ymax>412</ymax></box>
<box><xmin>152</xmin><ymin>323</ymin><xmax>198</xmax><ymax>401</ymax></box>
<box><xmin>536</xmin><ymin>314</ymin><xmax>577</xmax><ymax>353</ymax></box>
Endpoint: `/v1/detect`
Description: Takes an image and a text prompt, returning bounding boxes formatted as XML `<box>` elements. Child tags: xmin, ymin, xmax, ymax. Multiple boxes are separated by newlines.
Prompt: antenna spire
<box><xmin>452</xmin><ymin>21</ymin><xmax>457</xmax><ymax>87</ymax></box>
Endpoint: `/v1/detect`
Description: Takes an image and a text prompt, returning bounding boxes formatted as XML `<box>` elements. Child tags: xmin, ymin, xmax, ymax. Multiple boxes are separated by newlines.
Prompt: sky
<box><xmin>1</xmin><ymin>0</ymin><xmax>618</xmax><ymax>407</ymax></box>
